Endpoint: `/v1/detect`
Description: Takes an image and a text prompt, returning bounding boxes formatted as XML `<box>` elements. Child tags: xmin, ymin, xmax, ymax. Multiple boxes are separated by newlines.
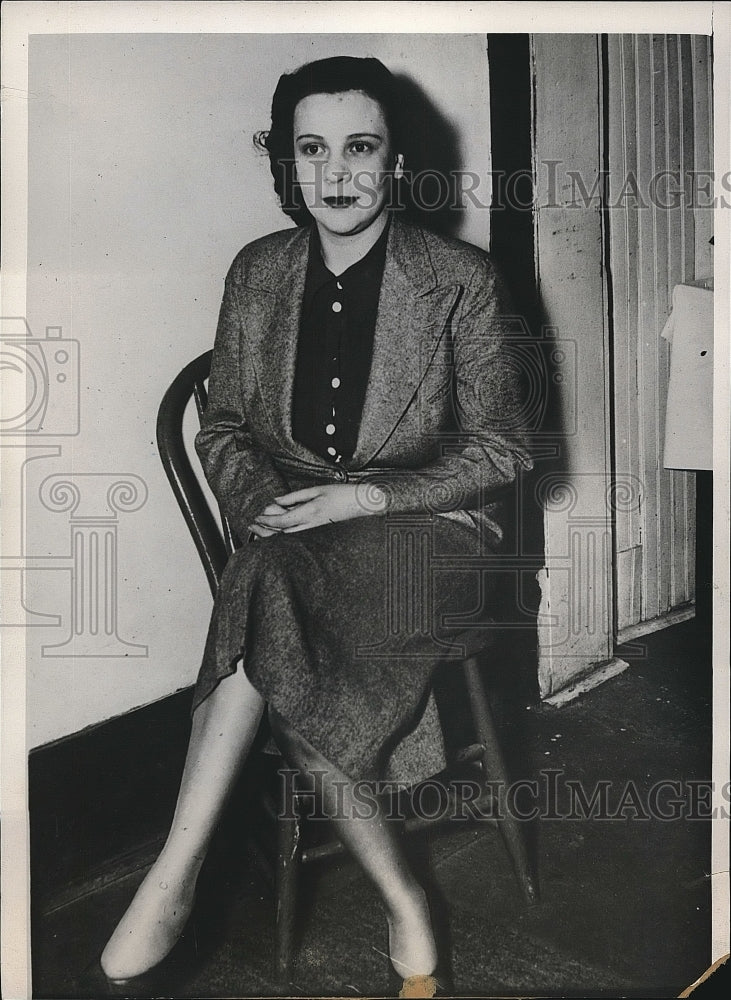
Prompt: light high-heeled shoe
<box><xmin>385</xmin><ymin>895</ymin><xmax>452</xmax><ymax>997</ymax></box>
<box><xmin>99</xmin><ymin>874</ymin><xmax>198</xmax><ymax>991</ymax></box>
<box><xmin>78</xmin><ymin>922</ymin><xmax>196</xmax><ymax>1000</ymax></box>
<box><xmin>104</xmin><ymin>925</ymin><xmax>195</xmax><ymax>990</ymax></box>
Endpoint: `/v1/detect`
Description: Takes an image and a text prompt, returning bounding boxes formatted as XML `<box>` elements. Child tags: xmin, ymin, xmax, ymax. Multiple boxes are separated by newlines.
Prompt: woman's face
<box><xmin>293</xmin><ymin>89</ymin><xmax>401</xmax><ymax>238</ymax></box>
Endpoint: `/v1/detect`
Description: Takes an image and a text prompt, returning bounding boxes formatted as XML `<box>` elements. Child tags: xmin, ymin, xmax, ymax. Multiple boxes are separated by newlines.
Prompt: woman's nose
<box><xmin>325</xmin><ymin>155</ymin><xmax>351</xmax><ymax>183</ymax></box>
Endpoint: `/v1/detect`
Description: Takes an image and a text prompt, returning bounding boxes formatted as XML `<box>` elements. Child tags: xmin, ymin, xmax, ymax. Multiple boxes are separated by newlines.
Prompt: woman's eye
<box><xmin>350</xmin><ymin>141</ymin><xmax>373</xmax><ymax>154</ymax></box>
<box><xmin>301</xmin><ymin>143</ymin><xmax>324</xmax><ymax>156</ymax></box>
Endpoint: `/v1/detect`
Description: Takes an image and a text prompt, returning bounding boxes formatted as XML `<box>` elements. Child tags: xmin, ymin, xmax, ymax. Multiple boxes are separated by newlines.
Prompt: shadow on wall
<box><xmin>486</xmin><ymin>35</ymin><xmax>555</xmax><ymax>708</ymax></box>
<box><xmin>393</xmin><ymin>73</ymin><xmax>466</xmax><ymax>238</ymax></box>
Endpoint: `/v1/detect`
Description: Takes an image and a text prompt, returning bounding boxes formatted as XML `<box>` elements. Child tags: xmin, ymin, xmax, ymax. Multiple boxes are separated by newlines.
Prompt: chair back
<box><xmin>156</xmin><ymin>349</ymin><xmax>236</xmax><ymax>597</ymax></box>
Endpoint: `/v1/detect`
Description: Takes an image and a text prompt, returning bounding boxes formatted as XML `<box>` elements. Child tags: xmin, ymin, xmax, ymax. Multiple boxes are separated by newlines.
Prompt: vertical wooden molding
<box><xmin>609</xmin><ymin>34</ymin><xmax>643</xmax><ymax>633</ymax></box>
<box><xmin>531</xmin><ymin>35</ymin><xmax>614</xmax><ymax>696</ymax></box>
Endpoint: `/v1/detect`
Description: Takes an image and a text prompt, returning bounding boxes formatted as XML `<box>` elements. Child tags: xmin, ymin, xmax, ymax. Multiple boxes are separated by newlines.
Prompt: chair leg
<box><xmin>463</xmin><ymin>655</ymin><xmax>539</xmax><ymax>904</ymax></box>
<box><xmin>275</xmin><ymin>787</ymin><xmax>302</xmax><ymax>983</ymax></box>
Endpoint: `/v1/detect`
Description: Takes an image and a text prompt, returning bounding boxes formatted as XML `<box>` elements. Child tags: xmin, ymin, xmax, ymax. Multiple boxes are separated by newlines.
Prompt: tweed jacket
<box><xmin>195</xmin><ymin>213</ymin><xmax>533</xmax><ymax>543</ymax></box>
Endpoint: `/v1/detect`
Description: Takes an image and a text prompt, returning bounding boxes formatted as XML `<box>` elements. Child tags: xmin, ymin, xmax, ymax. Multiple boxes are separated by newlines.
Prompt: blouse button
<box><xmin>331</xmin><ymin>377</ymin><xmax>341</xmax><ymax>389</ymax></box>
<box><xmin>325</xmin><ymin>423</ymin><xmax>336</xmax><ymax>435</ymax></box>
<box><xmin>335</xmin><ymin>468</ymin><xmax>348</xmax><ymax>483</ymax></box>
<box><xmin>327</xmin><ymin>446</ymin><xmax>337</xmax><ymax>457</ymax></box>
<box><xmin>331</xmin><ymin>301</ymin><xmax>342</xmax><ymax>313</ymax></box>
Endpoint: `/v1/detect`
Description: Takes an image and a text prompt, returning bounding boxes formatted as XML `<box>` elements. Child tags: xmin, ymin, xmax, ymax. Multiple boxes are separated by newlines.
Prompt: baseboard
<box><xmin>29</xmin><ymin>687</ymin><xmax>282</xmax><ymax>917</ymax></box>
<box><xmin>616</xmin><ymin>605</ymin><xmax>696</xmax><ymax>646</ymax></box>
<box><xmin>29</xmin><ymin>688</ymin><xmax>195</xmax><ymax>912</ymax></box>
<box><xmin>541</xmin><ymin>607</ymin><xmax>699</xmax><ymax>712</ymax></box>
<box><xmin>542</xmin><ymin>657</ymin><xmax>630</xmax><ymax>708</ymax></box>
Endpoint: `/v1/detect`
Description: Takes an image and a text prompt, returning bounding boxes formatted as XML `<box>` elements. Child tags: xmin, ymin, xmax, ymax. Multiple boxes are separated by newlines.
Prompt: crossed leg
<box><xmin>271</xmin><ymin>710</ymin><xmax>438</xmax><ymax>981</ymax></box>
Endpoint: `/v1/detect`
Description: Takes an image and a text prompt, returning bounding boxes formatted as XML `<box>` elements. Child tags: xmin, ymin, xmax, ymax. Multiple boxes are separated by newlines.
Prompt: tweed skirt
<box><xmin>193</xmin><ymin>510</ymin><xmax>499</xmax><ymax>783</ymax></box>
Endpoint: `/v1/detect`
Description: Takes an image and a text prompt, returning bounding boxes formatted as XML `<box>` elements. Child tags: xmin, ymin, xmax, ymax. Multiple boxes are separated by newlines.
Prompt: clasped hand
<box><xmin>248</xmin><ymin>483</ymin><xmax>385</xmax><ymax>538</ymax></box>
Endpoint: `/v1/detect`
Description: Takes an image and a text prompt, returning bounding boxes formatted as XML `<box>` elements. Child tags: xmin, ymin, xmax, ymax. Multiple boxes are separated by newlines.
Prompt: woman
<box><xmin>101</xmin><ymin>55</ymin><xmax>532</xmax><ymax>996</ymax></box>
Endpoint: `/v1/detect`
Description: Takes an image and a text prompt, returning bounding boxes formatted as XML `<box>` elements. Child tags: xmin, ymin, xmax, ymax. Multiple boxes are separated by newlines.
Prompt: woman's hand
<box><xmin>247</xmin><ymin>501</ymin><xmax>290</xmax><ymax>538</ymax></box>
<box><xmin>248</xmin><ymin>483</ymin><xmax>386</xmax><ymax>536</ymax></box>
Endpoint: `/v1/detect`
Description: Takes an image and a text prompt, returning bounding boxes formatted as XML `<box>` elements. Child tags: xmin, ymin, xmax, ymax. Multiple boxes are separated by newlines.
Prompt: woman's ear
<box><xmin>394</xmin><ymin>153</ymin><xmax>405</xmax><ymax>180</ymax></box>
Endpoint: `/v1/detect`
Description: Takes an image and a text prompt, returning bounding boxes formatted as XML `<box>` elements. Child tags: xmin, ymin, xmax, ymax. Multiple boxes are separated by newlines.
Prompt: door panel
<box><xmin>606</xmin><ymin>34</ymin><xmax>712</xmax><ymax>631</ymax></box>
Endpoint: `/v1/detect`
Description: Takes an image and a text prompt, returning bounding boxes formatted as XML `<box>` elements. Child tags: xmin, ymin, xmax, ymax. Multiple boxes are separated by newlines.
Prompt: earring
<box><xmin>395</xmin><ymin>153</ymin><xmax>405</xmax><ymax>179</ymax></box>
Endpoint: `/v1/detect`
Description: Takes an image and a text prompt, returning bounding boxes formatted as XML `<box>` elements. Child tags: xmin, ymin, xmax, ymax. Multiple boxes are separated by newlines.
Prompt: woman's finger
<box><xmin>255</xmin><ymin>508</ymin><xmax>298</xmax><ymax>527</ymax></box>
<box><xmin>273</xmin><ymin>487</ymin><xmax>322</xmax><ymax>506</ymax></box>
<box><xmin>260</xmin><ymin>502</ymin><xmax>289</xmax><ymax>517</ymax></box>
<box><xmin>248</xmin><ymin>523</ymin><xmax>280</xmax><ymax>538</ymax></box>
<box><xmin>256</xmin><ymin>503</ymin><xmax>315</xmax><ymax>529</ymax></box>
<box><xmin>254</xmin><ymin>514</ymin><xmax>287</xmax><ymax>528</ymax></box>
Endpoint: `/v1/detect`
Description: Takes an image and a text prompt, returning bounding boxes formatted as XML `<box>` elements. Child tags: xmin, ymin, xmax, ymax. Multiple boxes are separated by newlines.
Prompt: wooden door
<box><xmin>606</xmin><ymin>34</ymin><xmax>713</xmax><ymax>637</ymax></box>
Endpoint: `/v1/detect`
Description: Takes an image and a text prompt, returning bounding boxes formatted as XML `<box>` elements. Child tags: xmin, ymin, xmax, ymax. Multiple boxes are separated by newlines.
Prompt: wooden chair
<box><xmin>156</xmin><ymin>349</ymin><xmax>539</xmax><ymax>983</ymax></box>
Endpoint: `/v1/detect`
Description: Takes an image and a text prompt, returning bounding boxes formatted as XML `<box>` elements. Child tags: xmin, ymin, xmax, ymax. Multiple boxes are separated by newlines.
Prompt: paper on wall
<box><xmin>661</xmin><ymin>284</ymin><xmax>713</xmax><ymax>471</ymax></box>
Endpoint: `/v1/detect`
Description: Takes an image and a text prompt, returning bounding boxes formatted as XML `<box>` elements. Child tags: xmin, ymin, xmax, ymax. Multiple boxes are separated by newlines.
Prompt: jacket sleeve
<box><xmin>363</xmin><ymin>258</ymin><xmax>534</xmax><ymax>515</ymax></box>
<box><xmin>194</xmin><ymin>268</ymin><xmax>289</xmax><ymax>541</ymax></box>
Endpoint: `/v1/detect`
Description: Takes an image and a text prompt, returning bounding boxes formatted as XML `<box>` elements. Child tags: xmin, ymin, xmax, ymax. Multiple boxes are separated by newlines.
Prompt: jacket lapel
<box><xmin>350</xmin><ymin>216</ymin><xmax>460</xmax><ymax>466</ymax></box>
<box><xmin>244</xmin><ymin>227</ymin><xmax>314</xmax><ymax>460</ymax></box>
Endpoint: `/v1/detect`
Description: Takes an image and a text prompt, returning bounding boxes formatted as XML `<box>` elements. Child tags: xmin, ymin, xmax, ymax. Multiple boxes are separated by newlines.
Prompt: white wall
<box><xmin>22</xmin><ymin>33</ymin><xmax>492</xmax><ymax>748</ymax></box>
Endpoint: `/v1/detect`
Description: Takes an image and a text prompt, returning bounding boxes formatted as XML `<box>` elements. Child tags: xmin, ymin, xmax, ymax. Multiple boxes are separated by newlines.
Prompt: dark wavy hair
<box><xmin>255</xmin><ymin>56</ymin><xmax>404</xmax><ymax>227</ymax></box>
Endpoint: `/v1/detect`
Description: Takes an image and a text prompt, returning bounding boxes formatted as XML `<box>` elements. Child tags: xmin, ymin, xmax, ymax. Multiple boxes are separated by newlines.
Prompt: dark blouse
<box><xmin>291</xmin><ymin>221</ymin><xmax>390</xmax><ymax>464</ymax></box>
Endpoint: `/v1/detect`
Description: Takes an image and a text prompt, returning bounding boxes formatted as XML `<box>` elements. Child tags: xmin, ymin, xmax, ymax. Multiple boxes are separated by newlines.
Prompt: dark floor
<box><xmin>32</xmin><ymin>619</ymin><xmax>713</xmax><ymax>998</ymax></box>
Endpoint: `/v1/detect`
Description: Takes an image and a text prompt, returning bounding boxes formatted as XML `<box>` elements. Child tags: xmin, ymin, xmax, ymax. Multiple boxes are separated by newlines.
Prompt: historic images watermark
<box><xmin>265</xmin><ymin>159</ymin><xmax>729</xmax><ymax>214</ymax></box>
<box><xmin>0</xmin><ymin>315</ymin><xmax>149</xmax><ymax>655</ymax></box>
<box><xmin>278</xmin><ymin>767</ymin><xmax>726</xmax><ymax>824</ymax></box>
